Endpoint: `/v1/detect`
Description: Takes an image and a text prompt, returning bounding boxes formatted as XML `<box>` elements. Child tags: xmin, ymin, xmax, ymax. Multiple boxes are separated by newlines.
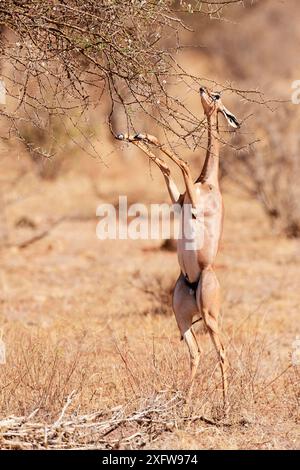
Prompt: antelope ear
<box><xmin>221</xmin><ymin>106</ymin><xmax>240</xmax><ymax>129</ymax></box>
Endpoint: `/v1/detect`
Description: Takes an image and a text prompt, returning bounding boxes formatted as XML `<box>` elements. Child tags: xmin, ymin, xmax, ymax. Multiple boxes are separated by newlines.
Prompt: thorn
<box><xmin>134</xmin><ymin>133</ymin><xmax>143</xmax><ymax>140</ymax></box>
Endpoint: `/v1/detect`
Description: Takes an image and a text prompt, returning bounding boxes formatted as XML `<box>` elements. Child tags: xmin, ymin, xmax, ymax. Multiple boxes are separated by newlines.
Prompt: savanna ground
<box><xmin>0</xmin><ymin>0</ymin><xmax>300</xmax><ymax>451</ymax></box>
<box><xmin>0</xmin><ymin>136</ymin><xmax>299</xmax><ymax>449</ymax></box>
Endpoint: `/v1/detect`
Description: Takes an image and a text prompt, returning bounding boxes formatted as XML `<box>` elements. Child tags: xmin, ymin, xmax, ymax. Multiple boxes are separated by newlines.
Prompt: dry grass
<box><xmin>1</xmin><ymin>1</ymin><xmax>300</xmax><ymax>448</ymax></box>
<box><xmin>0</xmin><ymin>140</ymin><xmax>299</xmax><ymax>450</ymax></box>
<box><xmin>0</xmin><ymin>315</ymin><xmax>298</xmax><ymax>449</ymax></box>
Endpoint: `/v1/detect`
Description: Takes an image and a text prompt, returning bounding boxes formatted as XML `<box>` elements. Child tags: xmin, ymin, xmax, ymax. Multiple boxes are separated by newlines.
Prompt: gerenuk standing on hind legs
<box><xmin>115</xmin><ymin>87</ymin><xmax>240</xmax><ymax>412</ymax></box>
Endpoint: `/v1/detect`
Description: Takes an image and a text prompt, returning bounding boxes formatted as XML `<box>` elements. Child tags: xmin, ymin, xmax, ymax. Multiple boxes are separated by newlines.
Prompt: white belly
<box><xmin>177</xmin><ymin>204</ymin><xmax>204</xmax><ymax>282</ymax></box>
<box><xmin>177</xmin><ymin>187</ymin><xmax>222</xmax><ymax>282</ymax></box>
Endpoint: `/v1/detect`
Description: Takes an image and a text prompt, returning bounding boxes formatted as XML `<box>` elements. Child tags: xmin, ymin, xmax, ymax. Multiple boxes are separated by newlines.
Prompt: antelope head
<box><xmin>199</xmin><ymin>86</ymin><xmax>240</xmax><ymax>129</ymax></box>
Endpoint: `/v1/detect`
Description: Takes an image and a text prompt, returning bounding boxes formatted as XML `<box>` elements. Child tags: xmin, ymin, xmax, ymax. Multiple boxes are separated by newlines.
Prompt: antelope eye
<box><xmin>212</xmin><ymin>94</ymin><xmax>220</xmax><ymax>101</ymax></box>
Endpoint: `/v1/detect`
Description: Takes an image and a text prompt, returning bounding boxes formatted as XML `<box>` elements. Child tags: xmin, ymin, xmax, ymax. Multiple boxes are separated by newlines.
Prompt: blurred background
<box><xmin>0</xmin><ymin>0</ymin><xmax>299</xmax><ymax>450</ymax></box>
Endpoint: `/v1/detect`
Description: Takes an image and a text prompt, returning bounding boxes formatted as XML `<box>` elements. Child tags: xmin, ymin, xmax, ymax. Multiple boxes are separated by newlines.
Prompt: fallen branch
<box><xmin>12</xmin><ymin>216</ymin><xmax>66</xmax><ymax>249</ymax></box>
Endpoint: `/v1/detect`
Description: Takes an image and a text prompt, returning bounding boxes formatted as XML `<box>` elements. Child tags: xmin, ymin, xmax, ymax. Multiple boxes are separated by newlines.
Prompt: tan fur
<box><xmin>116</xmin><ymin>87</ymin><xmax>240</xmax><ymax>410</ymax></box>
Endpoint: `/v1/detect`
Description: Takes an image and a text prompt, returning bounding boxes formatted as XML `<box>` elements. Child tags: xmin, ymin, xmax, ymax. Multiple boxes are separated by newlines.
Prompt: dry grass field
<box><xmin>0</xmin><ymin>139</ymin><xmax>299</xmax><ymax>449</ymax></box>
<box><xmin>0</xmin><ymin>0</ymin><xmax>299</xmax><ymax>451</ymax></box>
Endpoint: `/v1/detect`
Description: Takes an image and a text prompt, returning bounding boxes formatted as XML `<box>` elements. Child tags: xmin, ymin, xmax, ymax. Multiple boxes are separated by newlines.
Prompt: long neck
<box><xmin>197</xmin><ymin>114</ymin><xmax>220</xmax><ymax>187</ymax></box>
